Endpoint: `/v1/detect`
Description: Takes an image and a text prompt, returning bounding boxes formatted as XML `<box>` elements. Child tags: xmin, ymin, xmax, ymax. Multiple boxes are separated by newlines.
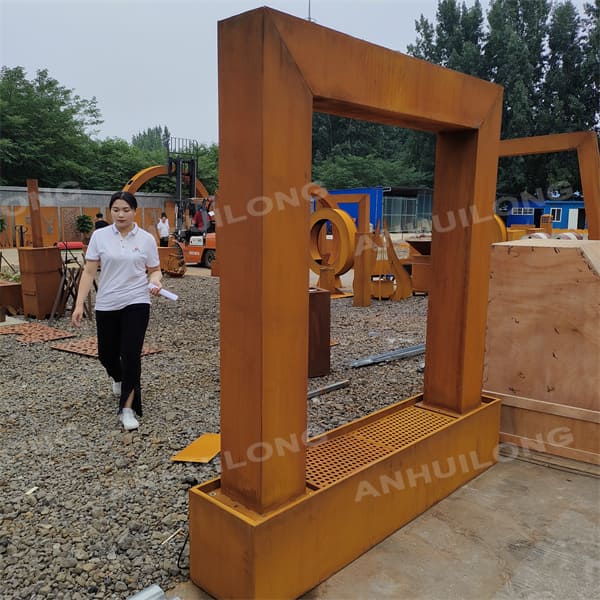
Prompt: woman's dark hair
<box><xmin>110</xmin><ymin>191</ymin><xmax>137</xmax><ymax>210</ymax></box>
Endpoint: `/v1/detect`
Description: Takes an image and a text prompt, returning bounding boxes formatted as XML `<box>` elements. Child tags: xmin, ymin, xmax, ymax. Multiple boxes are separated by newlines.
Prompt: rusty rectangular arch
<box><xmin>499</xmin><ymin>132</ymin><xmax>600</xmax><ymax>239</ymax></box>
<box><xmin>189</xmin><ymin>8</ymin><xmax>503</xmax><ymax>598</ymax></box>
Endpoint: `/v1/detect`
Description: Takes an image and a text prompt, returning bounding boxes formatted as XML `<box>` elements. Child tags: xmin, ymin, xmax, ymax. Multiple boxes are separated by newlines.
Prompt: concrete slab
<box><xmin>167</xmin><ymin>457</ymin><xmax>599</xmax><ymax>599</ymax></box>
<box><xmin>0</xmin><ymin>315</ymin><xmax>25</xmax><ymax>327</ymax></box>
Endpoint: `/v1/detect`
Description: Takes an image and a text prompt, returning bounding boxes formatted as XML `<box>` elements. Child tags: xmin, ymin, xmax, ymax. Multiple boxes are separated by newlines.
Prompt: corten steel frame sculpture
<box><xmin>499</xmin><ymin>132</ymin><xmax>600</xmax><ymax>239</ymax></box>
<box><xmin>189</xmin><ymin>8</ymin><xmax>503</xmax><ymax>598</ymax></box>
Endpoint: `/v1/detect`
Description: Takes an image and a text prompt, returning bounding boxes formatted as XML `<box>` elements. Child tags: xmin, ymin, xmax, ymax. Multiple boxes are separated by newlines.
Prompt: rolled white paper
<box><xmin>148</xmin><ymin>283</ymin><xmax>178</xmax><ymax>301</ymax></box>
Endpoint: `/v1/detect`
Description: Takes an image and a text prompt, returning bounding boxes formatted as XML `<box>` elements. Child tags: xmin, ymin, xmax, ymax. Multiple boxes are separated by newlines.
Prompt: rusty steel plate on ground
<box><xmin>0</xmin><ymin>322</ymin><xmax>77</xmax><ymax>343</ymax></box>
<box><xmin>50</xmin><ymin>336</ymin><xmax>162</xmax><ymax>358</ymax></box>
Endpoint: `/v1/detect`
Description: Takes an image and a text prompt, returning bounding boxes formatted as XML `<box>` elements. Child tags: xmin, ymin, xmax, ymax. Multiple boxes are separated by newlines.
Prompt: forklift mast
<box><xmin>166</xmin><ymin>137</ymin><xmax>199</xmax><ymax>235</ymax></box>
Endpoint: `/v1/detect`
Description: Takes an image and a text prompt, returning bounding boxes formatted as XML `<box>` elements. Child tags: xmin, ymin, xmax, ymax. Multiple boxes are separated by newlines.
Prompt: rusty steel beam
<box><xmin>268</xmin><ymin>11</ymin><xmax>501</xmax><ymax>133</ymax></box>
<box><xmin>499</xmin><ymin>132</ymin><xmax>587</xmax><ymax>156</ymax></box>
<box><xmin>26</xmin><ymin>179</ymin><xmax>44</xmax><ymax>248</ymax></box>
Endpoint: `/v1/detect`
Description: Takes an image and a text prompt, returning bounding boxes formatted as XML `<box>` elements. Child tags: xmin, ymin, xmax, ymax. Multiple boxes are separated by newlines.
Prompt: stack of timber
<box><xmin>484</xmin><ymin>239</ymin><xmax>600</xmax><ymax>465</ymax></box>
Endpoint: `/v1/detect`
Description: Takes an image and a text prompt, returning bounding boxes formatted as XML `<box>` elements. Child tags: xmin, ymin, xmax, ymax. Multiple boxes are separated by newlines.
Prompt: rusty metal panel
<box><xmin>0</xmin><ymin>205</ymin><xmax>13</xmax><ymax>247</ymax></box>
<box><xmin>40</xmin><ymin>207</ymin><xmax>60</xmax><ymax>246</ymax></box>
<box><xmin>50</xmin><ymin>336</ymin><xmax>162</xmax><ymax>357</ymax></box>
<box><xmin>60</xmin><ymin>207</ymin><xmax>79</xmax><ymax>243</ymax></box>
<box><xmin>308</xmin><ymin>287</ymin><xmax>330</xmax><ymax>378</ymax></box>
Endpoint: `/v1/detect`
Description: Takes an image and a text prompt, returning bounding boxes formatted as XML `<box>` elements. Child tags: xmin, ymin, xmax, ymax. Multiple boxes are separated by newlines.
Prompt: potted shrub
<box><xmin>75</xmin><ymin>214</ymin><xmax>94</xmax><ymax>243</ymax></box>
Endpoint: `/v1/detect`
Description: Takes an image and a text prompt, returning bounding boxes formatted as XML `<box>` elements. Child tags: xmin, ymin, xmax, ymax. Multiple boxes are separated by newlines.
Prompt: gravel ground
<box><xmin>0</xmin><ymin>273</ymin><xmax>427</xmax><ymax>599</ymax></box>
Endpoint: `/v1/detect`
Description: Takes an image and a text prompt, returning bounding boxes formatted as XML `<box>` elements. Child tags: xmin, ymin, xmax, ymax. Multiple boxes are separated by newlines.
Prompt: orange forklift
<box><xmin>123</xmin><ymin>138</ymin><xmax>217</xmax><ymax>274</ymax></box>
<box><xmin>173</xmin><ymin>196</ymin><xmax>217</xmax><ymax>268</ymax></box>
<box><xmin>168</xmin><ymin>138</ymin><xmax>217</xmax><ymax>269</ymax></box>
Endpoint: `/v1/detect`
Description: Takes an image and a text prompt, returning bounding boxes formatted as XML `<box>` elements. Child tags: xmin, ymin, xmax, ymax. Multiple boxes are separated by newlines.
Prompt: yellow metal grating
<box><xmin>352</xmin><ymin>406</ymin><xmax>453</xmax><ymax>450</ymax></box>
<box><xmin>306</xmin><ymin>435</ymin><xmax>391</xmax><ymax>488</ymax></box>
<box><xmin>306</xmin><ymin>406</ymin><xmax>454</xmax><ymax>489</ymax></box>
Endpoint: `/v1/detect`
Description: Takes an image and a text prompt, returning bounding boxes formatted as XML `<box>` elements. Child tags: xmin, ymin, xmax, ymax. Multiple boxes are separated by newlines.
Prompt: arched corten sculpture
<box><xmin>189</xmin><ymin>8</ymin><xmax>504</xmax><ymax>598</ymax></box>
<box><xmin>499</xmin><ymin>132</ymin><xmax>600</xmax><ymax>239</ymax></box>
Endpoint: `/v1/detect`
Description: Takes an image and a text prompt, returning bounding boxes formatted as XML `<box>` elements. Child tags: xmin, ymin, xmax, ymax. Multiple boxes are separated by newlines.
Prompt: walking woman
<box><xmin>72</xmin><ymin>191</ymin><xmax>163</xmax><ymax>431</ymax></box>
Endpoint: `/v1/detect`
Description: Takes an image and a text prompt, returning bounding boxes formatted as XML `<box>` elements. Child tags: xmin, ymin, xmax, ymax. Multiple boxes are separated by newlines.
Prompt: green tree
<box><xmin>581</xmin><ymin>0</ymin><xmax>599</xmax><ymax>133</ymax></box>
<box><xmin>528</xmin><ymin>1</ymin><xmax>591</xmax><ymax>189</ymax></box>
<box><xmin>313</xmin><ymin>154</ymin><xmax>427</xmax><ymax>189</ymax></box>
<box><xmin>310</xmin><ymin>113</ymin><xmax>425</xmax><ymax>189</ymax></box>
<box><xmin>131</xmin><ymin>125</ymin><xmax>171</xmax><ymax>152</ymax></box>
<box><xmin>0</xmin><ymin>66</ymin><xmax>102</xmax><ymax>187</ymax></box>
<box><xmin>406</xmin><ymin>0</ymin><xmax>487</xmax><ymax>185</ymax></box>
<box><xmin>312</xmin><ymin>113</ymin><xmax>406</xmax><ymax>161</ymax></box>
<box><xmin>197</xmin><ymin>143</ymin><xmax>219</xmax><ymax>195</ymax></box>
<box><xmin>406</xmin><ymin>0</ymin><xmax>597</xmax><ymax>193</ymax></box>
<box><xmin>408</xmin><ymin>0</ymin><xmax>486</xmax><ymax>76</ymax></box>
<box><xmin>85</xmin><ymin>138</ymin><xmax>149</xmax><ymax>190</ymax></box>
<box><xmin>484</xmin><ymin>0</ymin><xmax>550</xmax><ymax>142</ymax></box>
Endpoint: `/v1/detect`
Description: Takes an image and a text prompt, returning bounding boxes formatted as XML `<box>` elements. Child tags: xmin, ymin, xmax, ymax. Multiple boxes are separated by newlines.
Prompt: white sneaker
<box><xmin>119</xmin><ymin>408</ymin><xmax>139</xmax><ymax>431</ymax></box>
<box><xmin>112</xmin><ymin>380</ymin><xmax>121</xmax><ymax>397</ymax></box>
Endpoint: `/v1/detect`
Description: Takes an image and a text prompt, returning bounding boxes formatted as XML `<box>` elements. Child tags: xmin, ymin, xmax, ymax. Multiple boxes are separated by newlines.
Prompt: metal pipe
<box><xmin>307</xmin><ymin>379</ymin><xmax>350</xmax><ymax>399</ymax></box>
<box><xmin>350</xmin><ymin>343</ymin><xmax>426</xmax><ymax>368</ymax></box>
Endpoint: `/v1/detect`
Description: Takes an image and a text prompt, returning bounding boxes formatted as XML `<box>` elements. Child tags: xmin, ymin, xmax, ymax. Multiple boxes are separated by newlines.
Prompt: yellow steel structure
<box><xmin>189</xmin><ymin>8</ymin><xmax>503</xmax><ymax>598</ymax></box>
<box><xmin>309</xmin><ymin>207</ymin><xmax>356</xmax><ymax>276</ymax></box>
<box><xmin>353</xmin><ymin>192</ymin><xmax>372</xmax><ymax>306</ymax></box>
<box><xmin>122</xmin><ymin>164</ymin><xmax>210</xmax><ymax>198</ymax></box>
<box><xmin>499</xmin><ymin>132</ymin><xmax>600</xmax><ymax>239</ymax></box>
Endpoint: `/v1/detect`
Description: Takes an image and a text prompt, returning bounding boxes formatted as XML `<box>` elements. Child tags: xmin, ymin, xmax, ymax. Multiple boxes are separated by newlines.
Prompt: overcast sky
<box><xmin>0</xmin><ymin>0</ymin><xmax>590</xmax><ymax>146</ymax></box>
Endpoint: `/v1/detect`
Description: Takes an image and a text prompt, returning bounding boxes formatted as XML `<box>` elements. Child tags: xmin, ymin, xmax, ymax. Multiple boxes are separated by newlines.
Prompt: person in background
<box><xmin>156</xmin><ymin>212</ymin><xmax>170</xmax><ymax>247</ymax></box>
<box><xmin>191</xmin><ymin>200</ymin><xmax>209</xmax><ymax>234</ymax></box>
<box><xmin>72</xmin><ymin>191</ymin><xmax>163</xmax><ymax>431</ymax></box>
<box><xmin>94</xmin><ymin>212</ymin><xmax>109</xmax><ymax>229</ymax></box>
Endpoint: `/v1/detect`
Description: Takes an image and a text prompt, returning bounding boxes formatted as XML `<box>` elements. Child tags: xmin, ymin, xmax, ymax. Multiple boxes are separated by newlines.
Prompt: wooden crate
<box><xmin>0</xmin><ymin>282</ymin><xmax>22</xmax><ymax>312</ymax></box>
<box><xmin>484</xmin><ymin>239</ymin><xmax>600</xmax><ymax>464</ymax></box>
<box><xmin>18</xmin><ymin>247</ymin><xmax>62</xmax><ymax>319</ymax></box>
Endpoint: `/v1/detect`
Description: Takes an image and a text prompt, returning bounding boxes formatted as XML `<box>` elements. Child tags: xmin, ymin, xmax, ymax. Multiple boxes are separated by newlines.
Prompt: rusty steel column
<box><xmin>424</xmin><ymin>106</ymin><xmax>503</xmax><ymax>414</ymax></box>
<box><xmin>353</xmin><ymin>194</ymin><xmax>372</xmax><ymax>307</ymax></box>
<box><xmin>26</xmin><ymin>179</ymin><xmax>44</xmax><ymax>248</ymax></box>
<box><xmin>577</xmin><ymin>133</ymin><xmax>600</xmax><ymax>240</ymax></box>
<box><xmin>217</xmin><ymin>10</ymin><xmax>312</xmax><ymax>513</ymax></box>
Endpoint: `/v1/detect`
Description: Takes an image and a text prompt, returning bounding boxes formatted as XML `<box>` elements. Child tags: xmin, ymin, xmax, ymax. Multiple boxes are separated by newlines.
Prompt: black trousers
<box><xmin>95</xmin><ymin>303</ymin><xmax>150</xmax><ymax>416</ymax></box>
<box><xmin>159</xmin><ymin>237</ymin><xmax>169</xmax><ymax>247</ymax></box>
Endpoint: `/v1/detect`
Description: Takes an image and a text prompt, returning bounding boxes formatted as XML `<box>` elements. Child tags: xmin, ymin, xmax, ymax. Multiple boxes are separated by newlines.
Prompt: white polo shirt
<box><xmin>85</xmin><ymin>224</ymin><xmax>160</xmax><ymax>311</ymax></box>
<box><xmin>156</xmin><ymin>219</ymin><xmax>170</xmax><ymax>238</ymax></box>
